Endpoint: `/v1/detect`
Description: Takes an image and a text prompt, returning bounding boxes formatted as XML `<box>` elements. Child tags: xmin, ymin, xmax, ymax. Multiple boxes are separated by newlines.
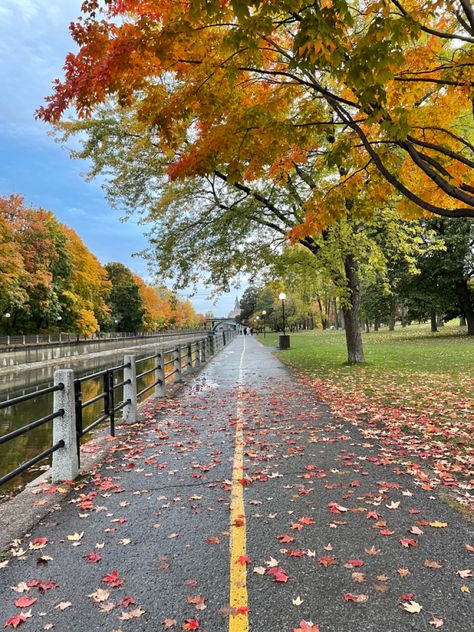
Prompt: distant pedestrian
<box><xmin>243</xmin><ymin>327</ymin><xmax>248</xmax><ymax>336</ymax></box>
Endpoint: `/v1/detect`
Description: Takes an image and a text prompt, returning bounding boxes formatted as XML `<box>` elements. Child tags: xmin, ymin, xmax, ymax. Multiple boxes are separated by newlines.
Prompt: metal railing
<box><xmin>0</xmin><ymin>329</ymin><xmax>236</xmax><ymax>489</ymax></box>
<box><xmin>0</xmin><ymin>328</ymin><xmax>207</xmax><ymax>347</ymax></box>
<box><xmin>0</xmin><ymin>384</ymin><xmax>66</xmax><ymax>486</ymax></box>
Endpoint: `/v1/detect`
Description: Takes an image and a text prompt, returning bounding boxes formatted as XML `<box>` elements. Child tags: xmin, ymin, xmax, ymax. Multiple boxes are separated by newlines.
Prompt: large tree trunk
<box><xmin>342</xmin><ymin>254</ymin><xmax>365</xmax><ymax>364</ymax></box>
<box><xmin>456</xmin><ymin>280</ymin><xmax>474</xmax><ymax>335</ymax></box>
<box><xmin>430</xmin><ymin>311</ymin><xmax>438</xmax><ymax>333</ymax></box>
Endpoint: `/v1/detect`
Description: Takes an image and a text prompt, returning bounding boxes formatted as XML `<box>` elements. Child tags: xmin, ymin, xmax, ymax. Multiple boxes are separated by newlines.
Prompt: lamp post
<box><xmin>4</xmin><ymin>312</ymin><xmax>11</xmax><ymax>337</ymax></box>
<box><xmin>262</xmin><ymin>310</ymin><xmax>267</xmax><ymax>338</ymax></box>
<box><xmin>278</xmin><ymin>292</ymin><xmax>290</xmax><ymax>350</ymax></box>
<box><xmin>255</xmin><ymin>315</ymin><xmax>259</xmax><ymax>334</ymax></box>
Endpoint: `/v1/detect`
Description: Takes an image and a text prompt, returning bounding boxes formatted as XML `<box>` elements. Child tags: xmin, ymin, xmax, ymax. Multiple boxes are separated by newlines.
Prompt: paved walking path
<box><xmin>0</xmin><ymin>336</ymin><xmax>472</xmax><ymax>631</ymax></box>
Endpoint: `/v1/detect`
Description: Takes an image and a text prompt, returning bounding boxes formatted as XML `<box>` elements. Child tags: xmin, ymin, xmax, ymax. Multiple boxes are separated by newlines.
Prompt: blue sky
<box><xmin>0</xmin><ymin>0</ymin><xmax>242</xmax><ymax>316</ymax></box>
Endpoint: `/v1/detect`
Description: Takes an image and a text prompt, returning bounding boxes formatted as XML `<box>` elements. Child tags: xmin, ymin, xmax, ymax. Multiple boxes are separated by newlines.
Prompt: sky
<box><xmin>0</xmin><ymin>0</ymin><xmax>243</xmax><ymax>316</ymax></box>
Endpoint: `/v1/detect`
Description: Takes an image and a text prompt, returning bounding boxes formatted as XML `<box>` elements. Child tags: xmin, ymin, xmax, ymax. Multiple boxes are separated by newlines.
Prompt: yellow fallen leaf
<box><xmin>429</xmin><ymin>617</ymin><xmax>444</xmax><ymax>628</ymax></box>
<box><xmin>460</xmin><ymin>586</ymin><xmax>470</xmax><ymax>593</ymax></box>
<box><xmin>402</xmin><ymin>600</ymin><xmax>422</xmax><ymax>613</ymax></box>
<box><xmin>429</xmin><ymin>521</ymin><xmax>447</xmax><ymax>528</ymax></box>
<box><xmin>119</xmin><ymin>608</ymin><xmax>145</xmax><ymax>620</ymax></box>
<box><xmin>67</xmin><ymin>532</ymin><xmax>84</xmax><ymax>542</ymax></box>
<box><xmin>88</xmin><ymin>589</ymin><xmax>110</xmax><ymax>602</ymax></box>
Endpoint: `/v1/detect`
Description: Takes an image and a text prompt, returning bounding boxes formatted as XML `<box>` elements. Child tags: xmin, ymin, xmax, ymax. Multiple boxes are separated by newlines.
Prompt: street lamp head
<box><xmin>4</xmin><ymin>312</ymin><xmax>11</xmax><ymax>318</ymax></box>
<box><xmin>57</xmin><ymin>316</ymin><xmax>62</xmax><ymax>321</ymax></box>
<box><xmin>262</xmin><ymin>310</ymin><xmax>267</xmax><ymax>315</ymax></box>
<box><xmin>278</xmin><ymin>292</ymin><xmax>286</xmax><ymax>301</ymax></box>
<box><xmin>256</xmin><ymin>316</ymin><xmax>259</xmax><ymax>320</ymax></box>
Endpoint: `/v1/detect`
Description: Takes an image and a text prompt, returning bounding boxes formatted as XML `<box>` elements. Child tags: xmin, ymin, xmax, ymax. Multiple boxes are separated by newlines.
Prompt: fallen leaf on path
<box><xmin>29</xmin><ymin>538</ymin><xmax>48</xmax><ymax>550</ymax></box>
<box><xmin>67</xmin><ymin>532</ymin><xmax>84</xmax><ymax>542</ymax></box>
<box><xmin>429</xmin><ymin>617</ymin><xmax>444</xmax><ymax>628</ymax></box>
<box><xmin>102</xmin><ymin>570</ymin><xmax>124</xmax><ymax>587</ymax></box>
<box><xmin>293</xmin><ymin>622</ymin><xmax>319</xmax><ymax>631</ymax></box>
<box><xmin>253</xmin><ymin>566</ymin><xmax>266</xmax><ymax>575</ymax></box>
<box><xmin>13</xmin><ymin>597</ymin><xmax>36</xmax><ymax>608</ymax></box>
<box><xmin>118</xmin><ymin>608</ymin><xmax>145</xmax><ymax>620</ymax></box>
<box><xmin>343</xmin><ymin>593</ymin><xmax>368</xmax><ymax>603</ymax></box>
<box><xmin>88</xmin><ymin>588</ymin><xmax>110</xmax><ymax>602</ymax></box>
<box><xmin>4</xmin><ymin>611</ymin><xmax>32</xmax><ymax>629</ymax></box>
<box><xmin>401</xmin><ymin>601</ymin><xmax>422</xmax><ymax>613</ymax></box>
<box><xmin>424</xmin><ymin>560</ymin><xmax>442</xmax><ymax>569</ymax></box>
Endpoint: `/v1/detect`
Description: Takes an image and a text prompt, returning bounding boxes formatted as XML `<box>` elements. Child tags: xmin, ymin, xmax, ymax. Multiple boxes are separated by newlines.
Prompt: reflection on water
<box><xmin>0</xmin><ymin>349</ymin><xmax>174</xmax><ymax>501</ymax></box>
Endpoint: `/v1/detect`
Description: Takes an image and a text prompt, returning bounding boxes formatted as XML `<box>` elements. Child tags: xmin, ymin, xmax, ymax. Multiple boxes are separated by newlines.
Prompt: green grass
<box><xmin>259</xmin><ymin>322</ymin><xmax>473</xmax><ymax>379</ymax></box>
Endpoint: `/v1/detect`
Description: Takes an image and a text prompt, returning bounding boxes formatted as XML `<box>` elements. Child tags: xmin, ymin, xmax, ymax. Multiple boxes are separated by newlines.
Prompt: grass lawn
<box><xmin>258</xmin><ymin>323</ymin><xmax>474</xmax><ymax>507</ymax></box>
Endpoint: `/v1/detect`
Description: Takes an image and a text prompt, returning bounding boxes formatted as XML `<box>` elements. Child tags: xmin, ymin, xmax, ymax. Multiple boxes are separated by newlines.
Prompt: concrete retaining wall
<box><xmin>0</xmin><ymin>331</ymin><xmax>205</xmax><ymax>368</ymax></box>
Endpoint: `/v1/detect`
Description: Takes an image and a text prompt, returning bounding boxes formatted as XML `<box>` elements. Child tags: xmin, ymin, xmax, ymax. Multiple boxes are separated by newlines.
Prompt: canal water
<box><xmin>0</xmin><ymin>348</ymin><xmax>176</xmax><ymax>502</ymax></box>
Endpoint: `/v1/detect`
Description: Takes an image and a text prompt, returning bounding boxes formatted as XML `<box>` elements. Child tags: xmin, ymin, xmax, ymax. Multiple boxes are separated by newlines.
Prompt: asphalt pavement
<box><xmin>0</xmin><ymin>335</ymin><xmax>472</xmax><ymax>631</ymax></box>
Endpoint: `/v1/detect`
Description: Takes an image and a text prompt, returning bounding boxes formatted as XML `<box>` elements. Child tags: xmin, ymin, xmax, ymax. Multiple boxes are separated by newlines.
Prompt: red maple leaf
<box><xmin>4</xmin><ymin>612</ymin><xmax>31</xmax><ymax>629</ymax></box>
<box><xmin>13</xmin><ymin>597</ymin><xmax>37</xmax><ymax>608</ymax></box>
<box><xmin>234</xmin><ymin>606</ymin><xmax>249</xmax><ymax>615</ymax></box>
<box><xmin>117</xmin><ymin>596</ymin><xmax>136</xmax><ymax>607</ymax></box>
<box><xmin>277</xmin><ymin>534</ymin><xmax>295</xmax><ymax>543</ymax></box>
<box><xmin>102</xmin><ymin>569</ymin><xmax>124</xmax><ymax>587</ymax></box>
<box><xmin>319</xmin><ymin>556</ymin><xmax>337</xmax><ymax>567</ymax></box>
<box><xmin>267</xmin><ymin>567</ymin><xmax>289</xmax><ymax>582</ymax></box>
<box><xmin>84</xmin><ymin>552</ymin><xmax>102</xmax><ymax>563</ymax></box>
<box><xmin>293</xmin><ymin>621</ymin><xmax>319</xmax><ymax>631</ymax></box>
<box><xmin>38</xmin><ymin>581</ymin><xmax>57</xmax><ymax>592</ymax></box>
<box><xmin>346</xmin><ymin>559</ymin><xmax>364</xmax><ymax>567</ymax></box>
<box><xmin>287</xmin><ymin>549</ymin><xmax>305</xmax><ymax>557</ymax></box>
<box><xmin>183</xmin><ymin>619</ymin><xmax>199</xmax><ymax>630</ymax></box>
<box><xmin>236</xmin><ymin>555</ymin><xmax>252</xmax><ymax>565</ymax></box>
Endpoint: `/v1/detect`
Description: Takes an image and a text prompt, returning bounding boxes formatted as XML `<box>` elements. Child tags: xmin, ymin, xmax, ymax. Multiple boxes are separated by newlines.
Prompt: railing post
<box><xmin>155</xmin><ymin>350</ymin><xmax>165</xmax><ymax>397</ymax></box>
<box><xmin>187</xmin><ymin>343</ymin><xmax>192</xmax><ymax>370</ymax></box>
<box><xmin>52</xmin><ymin>369</ymin><xmax>79</xmax><ymax>483</ymax></box>
<box><xmin>174</xmin><ymin>345</ymin><xmax>182</xmax><ymax>381</ymax></box>
<box><xmin>123</xmin><ymin>355</ymin><xmax>137</xmax><ymax>424</ymax></box>
<box><xmin>208</xmin><ymin>334</ymin><xmax>215</xmax><ymax>355</ymax></box>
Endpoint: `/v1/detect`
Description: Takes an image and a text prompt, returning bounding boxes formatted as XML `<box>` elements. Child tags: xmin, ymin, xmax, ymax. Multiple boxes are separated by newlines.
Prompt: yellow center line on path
<box><xmin>229</xmin><ymin>337</ymin><xmax>249</xmax><ymax>632</ymax></box>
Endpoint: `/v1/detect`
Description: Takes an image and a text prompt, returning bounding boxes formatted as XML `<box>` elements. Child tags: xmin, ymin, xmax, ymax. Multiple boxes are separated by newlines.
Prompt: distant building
<box><xmin>227</xmin><ymin>296</ymin><xmax>241</xmax><ymax>319</ymax></box>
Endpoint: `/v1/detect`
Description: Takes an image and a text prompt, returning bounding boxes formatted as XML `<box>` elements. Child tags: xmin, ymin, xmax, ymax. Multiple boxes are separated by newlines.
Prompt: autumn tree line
<box><xmin>36</xmin><ymin>1</ymin><xmax>474</xmax><ymax>362</ymax></box>
<box><xmin>0</xmin><ymin>195</ymin><xmax>204</xmax><ymax>336</ymax></box>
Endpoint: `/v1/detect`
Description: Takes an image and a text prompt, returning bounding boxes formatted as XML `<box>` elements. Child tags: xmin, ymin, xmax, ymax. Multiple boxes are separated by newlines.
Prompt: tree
<box><xmin>401</xmin><ymin>219</ymin><xmax>474</xmax><ymax>333</ymax></box>
<box><xmin>238</xmin><ymin>286</ymin><xmax>261</xmax><ymax>324</ymax></box>
<box><xmin>0</xmin><ymin>196</ymin><xmax>28</xmax><ymax>324</ymax></box>
<box><xmin>38</xmin><ymin>0</ymin><xmax>474</xmax><ymax>220</ymax></box>
<box><xmin>105</xmin><ymin>263</ymin><xmax>146</xmax><ymax>332</ymax></box>
<box><xmin>61</xmin><ymin>225</ymin><xmax>111</xmax><ymax>334</ymax></box>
